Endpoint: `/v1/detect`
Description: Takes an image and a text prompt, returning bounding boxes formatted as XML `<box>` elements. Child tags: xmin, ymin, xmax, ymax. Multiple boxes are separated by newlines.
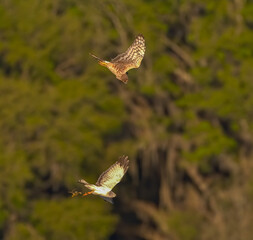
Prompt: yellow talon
<box><xmin>69</xmin><ymin>190</ymin><xmax>82</xmax><ymax>198</ymax></box>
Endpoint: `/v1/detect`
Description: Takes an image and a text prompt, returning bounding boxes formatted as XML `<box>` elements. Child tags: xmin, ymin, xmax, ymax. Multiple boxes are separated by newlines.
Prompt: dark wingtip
<box><xmin>118</xmin><ymin>155</ymin><xmax>128</xmax><ymax>161</ymax></box>
<box><xmin>136</xmin><ymin>34</ymin><xmax>144</xmax><ymax>39</ymax></box>
<box><xmin>118</xmin><ymin>155</ymin><xmax>129</xmax><ymax>172</ymax></box>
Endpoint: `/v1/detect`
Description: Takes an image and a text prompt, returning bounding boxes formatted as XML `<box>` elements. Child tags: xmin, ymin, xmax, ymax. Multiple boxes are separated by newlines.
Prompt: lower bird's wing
<box><xmin>96</xmin><ymin>155</ymin><xmax>129</xmax><ymax>190</ymax></box>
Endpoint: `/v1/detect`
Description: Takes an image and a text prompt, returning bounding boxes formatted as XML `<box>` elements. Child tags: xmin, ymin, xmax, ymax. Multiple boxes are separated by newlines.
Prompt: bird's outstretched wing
<box><xmin>96</xmin><ymin>155</ymin><xmax>129</xmax><ymax>190</ymax></box>
<box><xmin>111</xmin><ymin>35</ymin><xmax>146</xmax><ymax>71</ymax></box>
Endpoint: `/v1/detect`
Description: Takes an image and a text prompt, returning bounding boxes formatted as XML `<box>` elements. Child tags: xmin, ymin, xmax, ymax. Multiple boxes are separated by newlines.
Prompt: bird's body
<box><xmin>75</xmin><ymin>155</ymin><xmax>129</xmax><ymax>204</ymax></box>
<box><xmin>90</xmin><ymin>34</ymin><xmax>145</xmax><ymax>84</ymax></box>
<box><xmin>78</xmin><ymin>179</ymin><xmax>115</xmax><ymax>197</ymax></box>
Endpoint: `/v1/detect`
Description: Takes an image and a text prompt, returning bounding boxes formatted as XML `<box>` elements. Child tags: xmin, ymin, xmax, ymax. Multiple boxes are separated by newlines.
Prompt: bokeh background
<box><xmin>1</xmin><ymin>0</ymin><xmax>253</xmax><ymax>239</ymax></box>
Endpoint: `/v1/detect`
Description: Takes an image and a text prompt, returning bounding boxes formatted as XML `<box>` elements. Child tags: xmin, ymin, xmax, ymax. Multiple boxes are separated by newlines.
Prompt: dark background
<box><xmin>0</xmin><ymin>0</ymin><xmax>253</xmax><ymax>239</ymax></box>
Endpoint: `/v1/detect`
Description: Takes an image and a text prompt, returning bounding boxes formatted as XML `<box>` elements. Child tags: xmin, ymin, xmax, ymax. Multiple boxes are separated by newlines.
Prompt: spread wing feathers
<box><xmin>96</xmin><ymin>155</ymin><xmax>129</xmax><ymax>190</ymax></box>
<box><xmin>111</xmin><ymin>34</ymin><xmax>146</xmax><ymax>70</ymax></box>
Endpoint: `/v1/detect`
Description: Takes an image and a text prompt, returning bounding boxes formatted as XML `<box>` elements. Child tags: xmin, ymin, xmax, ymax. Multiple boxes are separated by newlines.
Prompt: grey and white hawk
<box><xmin>71</xmin><ymin>155</ymin><xmax>129</xmax><ymax>204</ymax></box>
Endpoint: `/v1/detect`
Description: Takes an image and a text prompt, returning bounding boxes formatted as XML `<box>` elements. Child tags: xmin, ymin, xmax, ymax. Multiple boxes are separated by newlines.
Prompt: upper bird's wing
<box><xmin>111</xmin><ymin>34</ymin><xmax>145</xmax><ymax>71</ymax></box>
<box><xmin>96</xmin><ymin>155</ymin><xmax>129</xmax><ymax>190</ymax></box>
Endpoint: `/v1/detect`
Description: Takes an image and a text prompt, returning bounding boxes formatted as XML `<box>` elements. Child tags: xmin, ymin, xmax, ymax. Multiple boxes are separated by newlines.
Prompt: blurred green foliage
<box><xmin>168</xmin><ymin>211</ymin><xmax>202</xmax><ymax>240</ymax></box>
<box><xmin>30</xmin><ymin>198</ymin><xmax>117</xmax><ymax>240</ymax></box>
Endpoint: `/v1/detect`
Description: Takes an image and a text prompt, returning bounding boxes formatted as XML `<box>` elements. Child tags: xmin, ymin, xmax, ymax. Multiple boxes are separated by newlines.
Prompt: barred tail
<box><xmin>89</xmin><ymin>53</ymin><xmax>108</xmax><ymax>67</ymax></box>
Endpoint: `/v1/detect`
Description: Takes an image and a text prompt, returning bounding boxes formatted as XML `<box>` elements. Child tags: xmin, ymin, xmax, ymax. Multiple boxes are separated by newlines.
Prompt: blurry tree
<box><xmin>0</xmin><ymin>0</ymin><xmax>123</xmax><ymax>239</ymax></box>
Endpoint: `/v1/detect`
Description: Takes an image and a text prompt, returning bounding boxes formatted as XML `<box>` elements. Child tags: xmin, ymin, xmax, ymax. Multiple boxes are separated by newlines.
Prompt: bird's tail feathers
<box><xmin>89</xmin><ymin>53</ymin><xmax>108</xmax><ymax>67</ymax></box>
<box><xmin>78</xmin><ymin>179</ymin><xmax>88</xmax><ymax>185</ymax></box>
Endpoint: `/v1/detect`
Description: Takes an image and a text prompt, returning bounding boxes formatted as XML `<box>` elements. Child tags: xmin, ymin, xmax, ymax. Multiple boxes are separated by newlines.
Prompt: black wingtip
<box><xmin>118</xmin><ymin>155</ymin><xmax>128</xmax><ymax>161</ymax></box>
<box><xmin>118</xmin><ymin>155</ymin><xmax>129</xmax><ymax>172</ymax></box>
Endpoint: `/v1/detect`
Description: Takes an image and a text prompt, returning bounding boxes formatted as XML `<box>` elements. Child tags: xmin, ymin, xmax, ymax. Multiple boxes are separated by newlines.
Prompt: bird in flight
<box><xmin>71</xmin><ymin>155</ymin><xmax>129</xmax><ymax>204</ymax></box>
<box><xmin>90</xmin><ymin>34</ymin><xmax>145</xmax><ymax>84</ymax></box>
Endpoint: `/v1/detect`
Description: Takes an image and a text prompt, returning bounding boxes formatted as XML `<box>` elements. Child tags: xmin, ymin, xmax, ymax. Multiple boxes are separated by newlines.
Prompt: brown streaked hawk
<box><xmin>71</xmin><ymin>155</ymin><xmax>129</xmax><ymax>204</ymax></box>
<box><xmin>90</xmin><ymin>34</ymin><xmax>145</xmax><ymax>84</ymax></box>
